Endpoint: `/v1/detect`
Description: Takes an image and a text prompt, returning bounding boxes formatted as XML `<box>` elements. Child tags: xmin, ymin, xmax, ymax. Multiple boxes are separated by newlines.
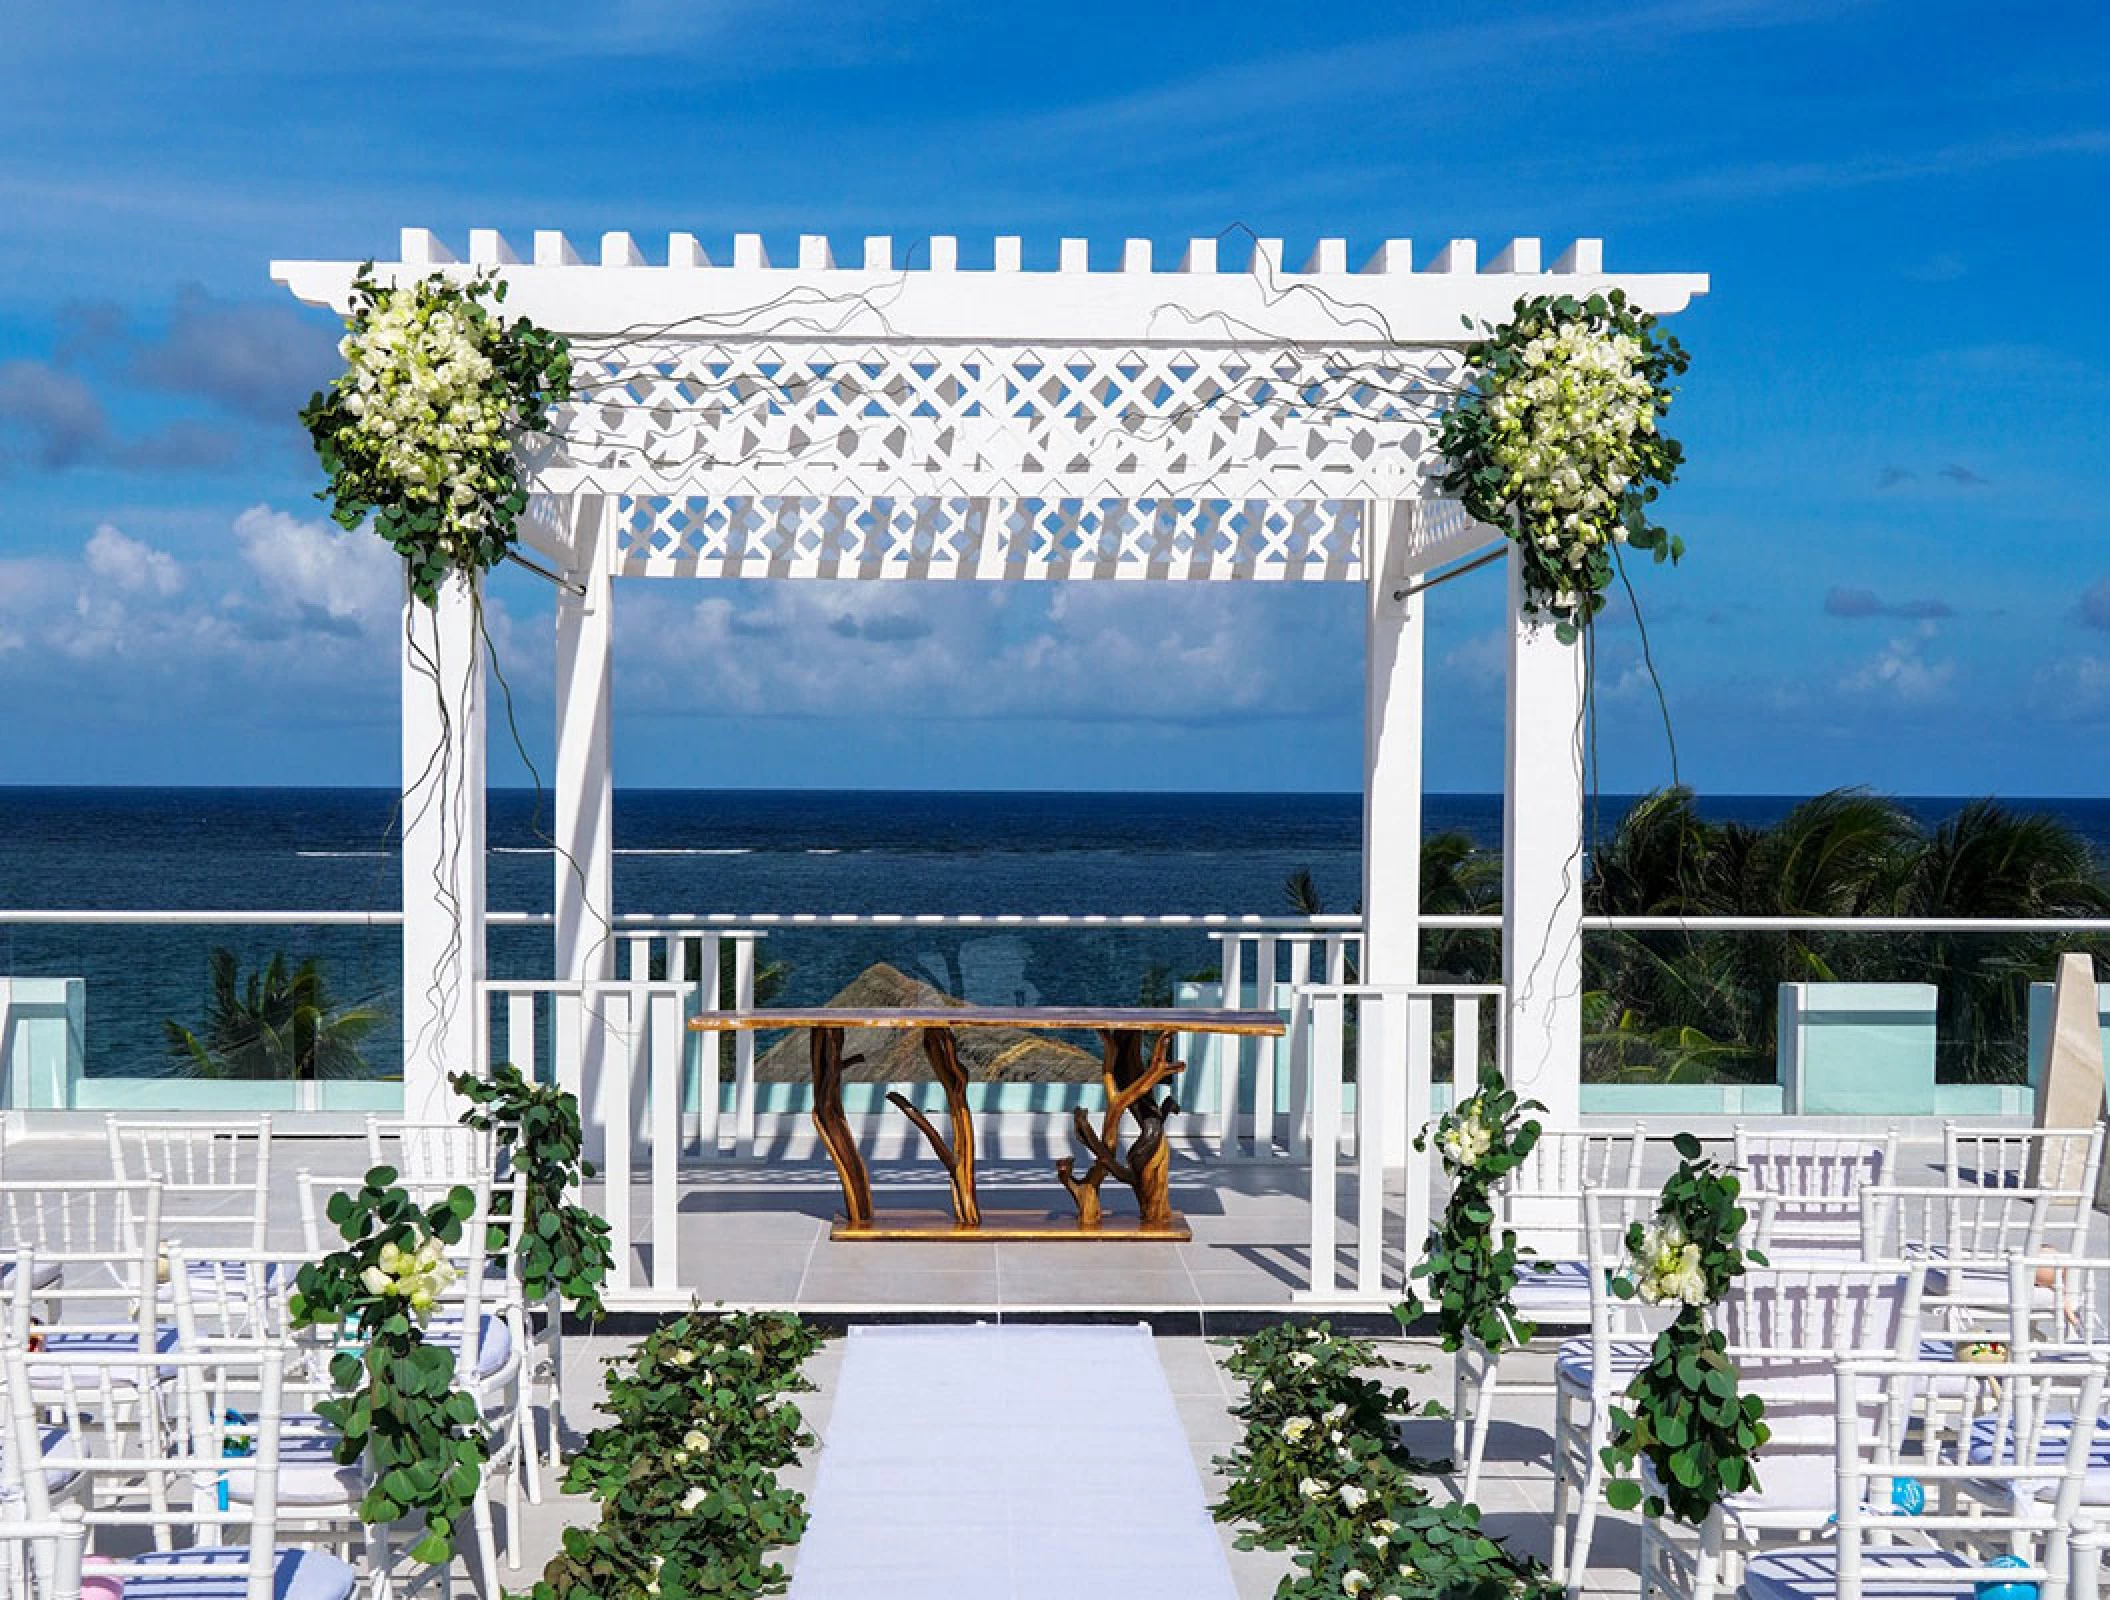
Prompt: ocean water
<box><xmin>2</xmin><ymin>787</ymin><xmax>2106</xmax><ymax>1081</ymax></box>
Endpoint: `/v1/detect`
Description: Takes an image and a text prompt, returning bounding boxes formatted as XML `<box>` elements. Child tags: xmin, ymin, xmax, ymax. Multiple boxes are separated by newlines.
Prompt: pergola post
<box><xmin>553</xmin><ymin>497</ymin><xmax>615</xmax><ymax>1160</ymax></box>
<box><xmin>399</xmin><ymin>569</ymin><xmax>486</xmax><ymax>1123</ymax></box>
<box><xmin>1362</xmin><ymin>500</ymin><xmax>1424</xmax><ymax>1167</ymax></box>
<box><xmin>1500</xmin><ymin>549</ymin><xmax>1585</xmax><ymax>1126</ymax></box>
<box><xmin>554</xmin><ymin>496</ymin><xmax>615</xmax><ymax>990</ymax></box>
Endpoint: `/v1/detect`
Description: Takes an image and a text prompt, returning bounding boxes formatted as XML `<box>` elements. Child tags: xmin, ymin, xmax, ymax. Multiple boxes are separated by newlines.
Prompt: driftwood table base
<box><xmin>831</xmin><ymin>1209</ymin><xmax>1192</xmax><ymax>1242</ymax></box>
<box><xmin>689</xmin><ymin>1006</ymin><xmax>1284</xmax><ymax>1243</ymax></box>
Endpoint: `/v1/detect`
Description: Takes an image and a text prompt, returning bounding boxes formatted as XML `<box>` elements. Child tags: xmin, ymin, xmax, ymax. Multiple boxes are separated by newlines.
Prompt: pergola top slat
<box><xmin>274</xmin><ymin>229</ymin><xmax>1705</xmax><ymax>344</ymax></box>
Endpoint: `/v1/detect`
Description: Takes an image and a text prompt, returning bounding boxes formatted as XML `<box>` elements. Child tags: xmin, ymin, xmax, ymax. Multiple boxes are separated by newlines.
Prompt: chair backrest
<box><xmin>1734</xmin><ymin>1126</ymin><xmax>1897</xmax><ymax>1199</ymax></box>
<box><xmin>2008</xmin><ymin>1255</ymin><xmax>2110</xmax><ymax>1355</ymax></box>
<box><xmin>1493</xmin><ymin>1129</ymin><xmax>1649</xmax><ymax>1257</ymax></box>
<box><xmin>104</xmin><ymin>1116</ymin><xmax>272</xmax><ymax>1251</ymax></box>
<box><xmin>1829</xmin><ymin>1354</ymin><xmax>2107</xmax><ymax>1600</ymax></box>
<box><xmin>1860</xmin><ymin>1183</ymin><xmax>2080</xmax><ymax>1270</ymax></box>
<box><xmin>165</xmin><ymin>1246</ymin><xmax>311</xmax><ymax>1347</ymax></box>
<box><xmin>1717</xmin><ymin>1265</ymin><xmax>1925</xmax><ymax>1451</ymax></box>
<box><xmin>0</xmin><ymin>1506</ymin><xmax>87</xmax><ymax>1600</ymax></box>
<box><xmin>1946</xmin><ymin>1121</ymin><xmax>2106</xmax><ymax>1198</ymax></box>
<box><xmin>365</xmin><ymin>1116</ymin><xmax>494</xmax><ymax>1185</ymax></box>
<box><xmin>1578</xmin><ymin>1185</ymin><xmax>1676</xmax><ymax>1374</ymax></box>
<box><xmin>2</xmin><ymin>1341</ymin><xmax>287</xmax><ymax>1600</ymax></box>
<box><xmin>0</xmin><ymin>1182</ymin><xmax>161</xmax><ymax>1340</ymax></box>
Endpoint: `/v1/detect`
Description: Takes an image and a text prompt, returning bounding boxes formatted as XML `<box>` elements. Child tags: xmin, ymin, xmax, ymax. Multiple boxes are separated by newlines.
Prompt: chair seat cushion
<box><xmin>113</xmin><ymin>1547</ymin><xmax>357</xmax><ymax>1600</ymax></box>
<box><xmin>1745</xmin><ymin>1547</ymin><xmax>1974</xmax><ymax>1600</ymax></box>
<box><xmin>0</xmin><ymin>1426</ymin><xmax>84</xmax><ymax>1495</ymax></box>
<box><xmin>427</xmin><ymin>1313</ymin><xmax>513</xmax><ymax>1380</ymax></box>
<box><xmin>31</xmin><ymin>1324</ymin><xmax>181</xmax><ymax>1389</ymax></box>
<box><xmin>225</xmin><ymin>1422</ymin><xmax>364</xmax><ymax>1508</ymax></box>
<box><xmin>1510</xmin><ymin>1259</ymin><xmax>1594</xmax><ymax>1323</ymax></box>
<box><xmin>1966</xmin><ymin>1411</ymin><xmax>2110</xmax><ymax>1504</ymax></box>
<box><xmin>0</xmin><ymin>1259</ymin><xmax>64</xmax><ymax>1291</ymax></box>
<box><xmin>1554</xmin><ymin>1336</ymin><xmax>1652</xmax><ymax>1390</ymax></box>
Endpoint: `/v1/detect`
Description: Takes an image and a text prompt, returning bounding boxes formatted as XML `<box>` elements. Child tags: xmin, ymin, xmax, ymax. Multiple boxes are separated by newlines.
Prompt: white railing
<box><xmin>1298</xmin><ymin>982</ymin><xmax>1506</xmax><ymax>1303</ymax></box>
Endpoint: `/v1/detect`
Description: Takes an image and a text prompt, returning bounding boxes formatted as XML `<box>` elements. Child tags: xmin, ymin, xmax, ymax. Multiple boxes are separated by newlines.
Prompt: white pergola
<box><xmin>275</xmin><ymin>228</ymin><xmax>1707</xmax><ymax>1144</ymax></box>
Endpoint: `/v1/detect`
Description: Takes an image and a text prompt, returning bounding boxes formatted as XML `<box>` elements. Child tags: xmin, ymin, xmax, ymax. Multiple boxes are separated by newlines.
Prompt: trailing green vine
<box><xmin>1439</xmin><ymin>290</ymin><xmax>1689</xmax><ymax>641</ymax></box>
<box><xmin>1401</xmin><ymin>1066</ymin><xmax>1545</xmax><ymax>1355</ymax></box>
<box><xmin>301</xmin><ymin>268</ymin><xmax>571</xmax><ymax>606</ymax></box>
<box><xmin>1602</xmin><ymin>1133</ymin><xmax>1769</xmax><ymax>1524</ymax></box>
<box><xmin>287</xmin><ymin>1168</ymin><xmax>486</xmax><ymax>1567</ymax></box>
<box><xmin>523</xmin><ymin>1311</ymin><xmax>825</xmax><ymax>1600</ymax></box>
<box><xmin>451</xmin><ymin>1063</ymin><xmax>613</xmax><ymax>1320</ymax></box>
<box><xmin>1213</xmin><ymin>1322</ymin><xmax>1553</xmax><ymax>1600</ymax></box>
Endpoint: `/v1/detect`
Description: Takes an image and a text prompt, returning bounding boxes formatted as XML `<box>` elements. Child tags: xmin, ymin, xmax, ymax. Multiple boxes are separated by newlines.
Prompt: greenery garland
<box><xmin>1402</xmin><ymin>1065</ymin><xmax>1545</xmax><ymax>1354</ymax></box>
<box><xmin>287</xmin><ymin>1169</ymin><xmax>486</xmax><ymax>1567</ymax></box>
<box><xmin>1212</xmin><ymin>1323</ymin><xmax>1553</xmax><ymax>1600</ymax></box>
<box><xmin>1602</xmin><ymin>1133</ymin><xmax>1769</xmax><ymax>1524</ymax></box>
<box><xmin>451</xmin><ymin>1063</ymin><xmax>613</xmax><ymax>1320</ymax></box>
<box><xmin>1439</xmin><ymin>290</ymin><xmax>1689</xmax><ymax>641</ymax></box>
<box><xmin>301</xmin><ymin>269</ymin><xmax>571</xmax><ymax>606</ymax></box>
<box><xmin>526</xmin><ymin>1311</ymin><xmax>824</xmax><ymax>1600</ymax></box>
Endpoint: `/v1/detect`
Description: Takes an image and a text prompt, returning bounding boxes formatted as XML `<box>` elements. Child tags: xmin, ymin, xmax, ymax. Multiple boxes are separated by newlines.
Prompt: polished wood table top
<box><xmin>687</xmin><ymin>1005</ymin><xmax>1284</xmax><ymax>1035</ymax></box>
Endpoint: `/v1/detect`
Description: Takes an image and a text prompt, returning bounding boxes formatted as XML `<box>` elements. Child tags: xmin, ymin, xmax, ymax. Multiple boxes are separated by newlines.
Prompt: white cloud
<box><xmin>83</xmin><ymin>522</ymin><xmax>184</xmax><ymax>596</ymax></box>
<box><xmin>1843</xmin><ymin>624</ymin><xmax>1955</xmax><ymax>705</ymax></box>
<box><xmin>232</xmin><ymin>504</ymin><xmax>400</xmax><ymax>634</ymax></box>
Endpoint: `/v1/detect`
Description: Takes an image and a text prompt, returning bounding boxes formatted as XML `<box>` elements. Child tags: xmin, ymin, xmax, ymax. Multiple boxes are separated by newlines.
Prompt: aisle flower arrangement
<box><xmin>301</xmin><ymin>268</ymin><xmax>571</xmax><ymax>605</ymax></box>
<box><xmin>1439</xmin><ymin>290</ymin><xmax>1689</xmax><ymax>640</ymax></box>
<box><xmin>1213</xmin><ymin>1322</ymin><xmax>1554</xmax><ymax>1600</ymax></box>
<box><xmin>1602</xmin><ymin>1133</ymin><xmax>1769</xmax><ymax>1525</ymax></box>
<box><xmin>287</xmin><ymin>1171</ymin><xmax>487</xmax><ymax>1567</ymax></box>
<box><xmin>525</xmin><ymin>1311</ymin><xmax>825</xmax><ymax>1600</ymax></box>
<box><xmin>1403</xmin><ymin>1066</ymin><xmax>1545</xmax><ymax>1355</ymax></box>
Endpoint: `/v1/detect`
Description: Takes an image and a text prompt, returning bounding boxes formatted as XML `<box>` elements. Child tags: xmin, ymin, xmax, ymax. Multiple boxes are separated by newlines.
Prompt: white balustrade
<box><xmin>1298</xmin><ymin>982</ymin><xmax>1505</xmax><ymax>1303</ymax></box>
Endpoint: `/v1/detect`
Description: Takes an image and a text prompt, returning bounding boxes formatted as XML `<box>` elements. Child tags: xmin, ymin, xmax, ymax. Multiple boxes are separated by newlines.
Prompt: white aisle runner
<box><xmin>790</xmin><ymin>1323</ymin><xmax>1238</xmax><ymax>1600</ymax></box>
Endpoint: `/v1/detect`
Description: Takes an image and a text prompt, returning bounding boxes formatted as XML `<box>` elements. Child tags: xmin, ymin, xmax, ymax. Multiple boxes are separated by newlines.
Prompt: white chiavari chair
<box><xmin>1640</xmin><ymin>1264</ymin><xmax>1927</xmax><ymax>1600</ymax></box>
<box><xmin>294</xmin><ymin>1168</ymin><xmax>530</xmax><ymax>1590</ymax></box>
<box><xmin>1449</xmin><ymin>1126</ymin><xmax>1649</xmax><ymax>1504</ymax></box>
<box><xmin>1735</xmin><ymin>1354</ymin><xmax>2108</xmax><ymax>1600</ymax></box>
<box><xmin>1860</xmin><ymin>1185</ymin><xmax>2080</xmax><ymax>1336</ymax></box>
<box><xmin>1550</xmin><ymin>1184</ymin><xmax>1683</xmax><ymax>1595</ymax></box>
<box><xmin>3</xmin><ymin>1340</ymin><xmax>357</xmax><ymax>1600</ymax></box>
<box><xmin>1735</xmin><ymin>1126</ymin><xmax>1896</xmax><ymax>1263</ymax></box>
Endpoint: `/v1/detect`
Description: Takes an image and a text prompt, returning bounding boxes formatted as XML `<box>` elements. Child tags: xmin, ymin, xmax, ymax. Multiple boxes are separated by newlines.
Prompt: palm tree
<box><xmin>164</xmin><ymin>949</ymin><xmax>383</xmax><ymax>1081</ymax></box>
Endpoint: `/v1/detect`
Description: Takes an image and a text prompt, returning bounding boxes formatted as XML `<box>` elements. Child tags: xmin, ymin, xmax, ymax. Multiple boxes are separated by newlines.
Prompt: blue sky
<box><xmin>1</xmin><ymin>0</ymin><xmax>2105</xmax><ymax>796</ymax></box>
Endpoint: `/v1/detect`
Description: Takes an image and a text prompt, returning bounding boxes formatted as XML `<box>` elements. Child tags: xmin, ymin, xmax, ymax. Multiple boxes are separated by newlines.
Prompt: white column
<box><xmin>1500</xmin><ymin>550</ymin><xmax>1585</xmax><ymax>1127</ymax></box>
<box><xmin>400</xmin><ymin>569</ymin><xmax>487</xmax><ymax>1124</ymax></box>
<box><xmin>1362</xmin><ymin>500</ymin><xmax>1424</xmax><ymax>1166</ymax></box>
<box><xmin>554</xmin><ymin>497</ymin><xmax>614</xmax><ymax>988</ymax></box>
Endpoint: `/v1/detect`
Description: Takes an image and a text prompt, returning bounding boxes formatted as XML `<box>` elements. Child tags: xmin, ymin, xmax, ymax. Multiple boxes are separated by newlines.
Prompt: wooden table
<box><xmin>690</xmin><ymin>1006</ymin><xmax>1285</xmax><ymax>1241</ymax></box>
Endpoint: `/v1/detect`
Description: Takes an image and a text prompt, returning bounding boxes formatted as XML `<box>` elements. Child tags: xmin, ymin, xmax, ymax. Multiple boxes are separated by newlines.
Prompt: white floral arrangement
<box><xmin>358</xmin><ymin>1228</ymin><xmax>458</xmax><ymax>1319</ymax></box>
<box><xmin>303</xmin><ymin>269</ymin><xmax>571</xmax><ymax>607</ymax></box>
<box><xmin>1439</xmin><ymin>290</ymin><xmax>1689</xmax><ymax>640</ymax></box>
<box><xmin>1628</xmin><ymin>1215</ymin><xmax>1710</xmax><ymax>1307</ymax></box>
<box><xmin>1433</xmin><ymin>1100</ymin><xmax>1497</xmax><ymax>1172</ymax></box>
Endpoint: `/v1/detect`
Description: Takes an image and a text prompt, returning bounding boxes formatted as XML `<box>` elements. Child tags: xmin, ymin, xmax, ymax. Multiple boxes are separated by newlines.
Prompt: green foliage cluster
<box><xmin>164</xmin><ymin>947</ymin><xmax>380</xmax><ymax>1082</ymax></box>
<box><xmin>1602</xmin><ymin>1134</ymin><xmax>1769</xmax><ymax>1526</ymax></box>
<box><xmin>1212</xmin><ymin>1323</ymin><xmax>1552</xmax><ymax>1600</ymax></box>
<box><xmin>1584</xmin><ymin>788</ymin><xmax>2110</xmax><ymax>1085</ymax></box>
<box><xmin>302</xmin><ymin>269</ymin><xmax>571</xmax><ymax>606</ymax></box>
<box><xmin>1439</xmin><ymin>290</ymin><xmax>1688</xmax><ymax>640</ymax></box>
<box><xmin>1402</xmin><ymin>1066</ymin><xmax>1545</xmax><ymax>1355</ymax></box>
<box><xmin>288</xmin><ymin>1168</ymin><xmax>487</xmax><ymax>1566</ymax></box>
<box><xmin>451</xmin><ymin>1063</ymin><xmax>614</xmax><ymax>1319</ymax></box>
<box><xmin>522</xmin><ymin>1311</ymin><xmax>825</xmax><ymax>1600</ymax></box>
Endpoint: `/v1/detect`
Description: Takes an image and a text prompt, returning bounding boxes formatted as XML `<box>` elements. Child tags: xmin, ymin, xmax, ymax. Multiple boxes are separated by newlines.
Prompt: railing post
<box><xmin>1217</xmin><ymin>933</ymin><xmax>1244</xmax><ymax>1158</ymax></box>
<box><xmin>1251</xmin><ymin>933</ymin><xmax>1279</xmax><ymax>1155</ymax></box>
<box><xmin>1285</xmin><ymin>941</ymin><xmax>1314</xmax><ymax>1161</ymax></box>
<box><xmin>733</xmin><ymin>934</ymin><xmax>758</xmax><ymax>1157</ymax></box>
<box><xmin>1355</xmin><ymin>993</ymin><xmax>1391</xmax><ymax>1298</ymax></box>
<box><xmin>692</xmin><ymin>933</ymin><xmax>722</xmax><ymax>1158</ymax></box>
<box><xmin>648</xmin><ymin>985</ymin><xmax>681</xmax><ymax>1295</ymax></box>
<box><xmin>1307</xmin><ymin>989</ymin><xmax>1344</xmax><ymax>1298</ymax></box>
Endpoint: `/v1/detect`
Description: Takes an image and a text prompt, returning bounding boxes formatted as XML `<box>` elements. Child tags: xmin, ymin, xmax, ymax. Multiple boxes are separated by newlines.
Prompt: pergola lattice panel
<box><xmin>275</xmin><ymin>228</ymin><xmax>1709</xmax><ymax>583</ymax></box>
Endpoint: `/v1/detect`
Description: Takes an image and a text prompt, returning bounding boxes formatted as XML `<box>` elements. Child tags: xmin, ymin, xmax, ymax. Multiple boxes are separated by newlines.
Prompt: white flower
<box><xmin>1339</xmin><ymin>1483</ymin><xmax>1369</xmax><ymax>1511</ymax></box>
<box><xmin>1299</xmin><ymin>1477</ymin><xmax>1327</xmax><ymax>1501</ymax></box>
<box><xmin>680</xmin><ymin>1485</ymin><xmax>707</xmax><ymax>1513</ymax></box>
<box><xmin>1283</xmin><ymin>1417</ymin><xmax>1314</xmax><ymax>1442</ymax></box>
<box><xmin>1344</xmin><ymin>1570</ymin><xmax>1373</xmax><ymax>1597</ymax></box>
<box><xmin>683</xmin><ymin>1429</ymin><xmax>711</xmax><ymax>1454</ymax></box>
<box><xmin>1290</xmin><ymin>1351</ymin><xmax>1319</xmax><ymax>1371</ymax></box>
